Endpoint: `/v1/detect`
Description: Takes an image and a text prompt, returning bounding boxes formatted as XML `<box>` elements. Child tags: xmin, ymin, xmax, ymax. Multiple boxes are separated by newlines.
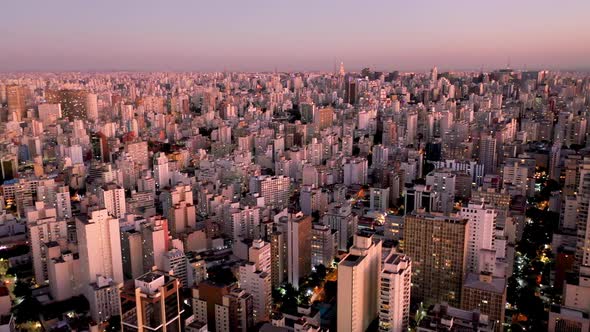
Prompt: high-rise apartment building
<box><xmin>425</xmin><ymin>169</ymin><xmax>456</xmax><ymax>213</ymax></box>
<box><xmin>26</xmin><ymin>201</ymin><xmax>67</xmax><ymax>284</ymax></box>
<box><xmin>270</xmin><ymin>231</ymin><xmax>286</xmax><ymax>288</ymax></box>
<box><xmin>343</xmin><ymin>157</ymin><xmax>368</xmax><ymax>186</ymax></box>
<box><xmin>76</xmin><ymin>208</ymin><xmax>124</xmax><ymax>322</ymax></box>
<box><xmin>460</xmin><ymin>272</ymin><xmax>507</xmax><ymax>332</ymax></box>
<box><xmin>238</xmin><ymin>262</ymin><xmax>271</xmax><ymax>323</ymax></box>
<box><xmin>192</xmin><ymin>280</ymin><xmax>236</xmax><ymax>331</ymax></box>
<box><xmin>311</xmin><ymin>223</ymin><xmax>336</xmax><ymax>268</ymax></box>
<box><xmin>86</xmin><ymin>92</ymin><xmax>98</xmax><ymax>120</ymax></box>
<box><xmin>314</xmin><ymin>107</ymin><xmax>334</xmax><ymax>130</ymax></box>
<box><xmin>338</xmin><ymin>232</ymin><xmax>383</xmax><ymax>332</ymax></box>
<box><xmin>153</xmin><ymin>152</ymin><xmax>171</xmax><ymax>189</ymax></box>
<box><xmin>120</xmin><ymin>271</ymin><xmax>183</xmax><ymax>332</ymax></box>
<box><xmin>460</xmin><ymin>202</ymin><xmax>497</xmax><ymax>274</ymax></box>
<box><xmin>479</xmin><ymin>134</ymin><xmax>498</xmax><ymax>175</ymax></box>
<box><xmin>141</xmin><ymin>216</ymin><xmax>169</xmax><ymax>272</ymax></box>
<box><xmin>379</xmin><ymin>252</ymin><xmax>412</xmax><ymax>332</ymax></box>
<box><xmin>163</xmin><ymin>248</ymin><xmax>188</xmax><ymax>288</ymax></box>
<box><xmin>6</xmin><ymin>85</ymin><xmax>26</xmax><ymax>121</ymax></box>
<box><xmin>98</xmin><ymin>183</ymin><xmax>126</xmax><ymax>218</ymax></box>
<box><xmin>404</xmin><ymin>212</ymin><xmax>468</xmax><ymax>307</ymax></box>
<box><xmin>214</xmin><ymin>288</ymin><xmax>254</xmax><ymax>332</ymax></box>
<box><xmin>286</xmin><ymin>213</ymin><xmax>312</xmax><ymax>289</ymax></box>
<box><xmin>249</xmin><ymin>175</ymin><xmax>291</xmax><ymax>209</ymax></box>
<box><xmin>322</xmin><ymin>202</ymin><xmax>355</xmax><ymax>251</ymax></box>
<box><xmin>76</xmin><ymin>208</ymin><xmax>124</xmax><ymax>286</ymax></box>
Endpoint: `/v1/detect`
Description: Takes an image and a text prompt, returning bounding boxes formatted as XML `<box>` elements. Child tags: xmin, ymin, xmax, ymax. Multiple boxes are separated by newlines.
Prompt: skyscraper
<box><xmin>460</xmin><ymin>272</ymin><xmax>507</xmax><ymax>332</ymax></box>
<box><xmin>460</xmin><ymin>202</ymin><xmax>497</xmax><ymax>274</ymax></box>
<box><xmin>6</xmin><ymin>85</ymin><xmax>25</xmax><ymax>121</ymax></box>
<box><xmin>379</xmin><ymin>252</ymin><xmax>412</xmax><ymax>332</ymax></box>
<box><xmin>404</xmin><ymin>212</ymin><xmax>468</xmax><ymax>307</ymax></box>
<box><xmin>76</xmin><ymin>208</ymin><xmax>124</xmax><ymax>322</ymax></box>
<box><xmin>120</xmin><ymin>270</ymin><xmax>183</xmax><ymax>332</ymax></box>
<box><xmin>76</xmin><ymin>209</ymin><xmax>124</xmax><ymax>285</ymax></box>
<box><xmin>153</xmin><ymin>152</ymin><xmax>171</xmax><ymax>189</ymax></box>
<box><xmin>286</xmin><ymin>213</ymin><xmax>312</xmax><ymax>289</ymax></box>
<box><xmin>86</xmin><ymin>92</ymin><xmax>98</xmax><ymax>120</ymax></box>
<box><xmin>26</xmin><ymin>201</ymin><xmax>67</xmax><ymax>284</ymax></box>
<box><xmin>98</xmin><ymin>183</ymin><xmax>126</xmax><ymax>218</ymax></box>
<box><xmin>479</xmin><ymin>134</ymin><xmax>498</xmax><ymax>175</ymax></box>
<box><xmin>214</xmin><ymin>288</ymin><xmax>254</xmax><ymax>332</ymax></box>
<box><xmin>338</xmin><ymin>232</ymin><xmax>383</xmax><ymax>332</ymax></box>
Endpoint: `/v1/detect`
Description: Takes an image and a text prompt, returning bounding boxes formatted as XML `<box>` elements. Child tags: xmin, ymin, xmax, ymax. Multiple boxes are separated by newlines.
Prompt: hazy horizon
<box><xmin>2</xmin><ymin>0</ymin><xmax>589</xmax><ymax>72</ymax></box>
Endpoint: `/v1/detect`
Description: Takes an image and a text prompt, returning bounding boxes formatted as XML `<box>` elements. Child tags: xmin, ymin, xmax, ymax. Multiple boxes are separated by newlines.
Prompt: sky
<box><xmin>1</xmin><ymin>0</ymin><xmax>589</xmax><ymax>72</ymax></box>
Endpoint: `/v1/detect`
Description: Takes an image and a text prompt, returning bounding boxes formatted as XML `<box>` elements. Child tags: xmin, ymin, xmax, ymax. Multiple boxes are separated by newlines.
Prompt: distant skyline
<box><xmin>1</xmin><ymin>0</ymin><xmax>590</xmax><ymax>72</ymax></box>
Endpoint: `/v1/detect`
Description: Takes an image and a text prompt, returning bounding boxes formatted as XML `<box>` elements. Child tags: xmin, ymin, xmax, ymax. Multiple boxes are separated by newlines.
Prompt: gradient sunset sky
<box><xmin>1</xmin><ymin>0</ymin><xmax>589</xmax><ymax>72</ymax></box>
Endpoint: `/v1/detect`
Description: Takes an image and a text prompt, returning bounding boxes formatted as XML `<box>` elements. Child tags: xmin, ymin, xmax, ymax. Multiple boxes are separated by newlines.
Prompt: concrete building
<box><xmin>322</xmin><ymin>202</ymin><xmax>355</xmax><ymax>251</ymax></box>
<box><xmin>48</xmin><ymin>252</ymin><xmax>82</xmax><ymax>301</ymax></box>
<box><xmin>370</xmin><ymin>187</ymin><xmax>390</xmax><ymax>212</ymax></box>
<box><xmin>238</xmin><ymin>261</ymin><xmax>271</xmax><ymax>323</ymax></box>
<box><xmin>286</xmin><ymin>214</ymin><xmax>312</xmax><ymax>289</ymax></box>
<box><xmin>76</xmin><ymin>209</ymin><xmax>124</xmax><ymax>321</ymax></box>
<box><xmin>192</xmin><ymin>280</ymin><xmax>236</xmax><ymax>331</ymax></box>
<box><xmin>6</xmin><ymin>85</ymin><xmax>26</xmax><ymax>121</ymax></box>
<box><xmin>163</xmin><ymin>248</ymin><xmax>188</xmax><ymax>288</ymax></box>
<box><xmin>141</xmin><ymin>216</ymin><xmax>169</xmax><ymax>272</ymax></box>
<box><xmin>425</xmin><ymin>169</ymin><xmax>456</xmax><ymax>213</ymax></box>
<box><xmin>76</xmin><ymin>209</ymin><xmax>123</xmax><ymax>283</ymax></box>
<box><xmin>87</xmin><ymin>275</ymin><xmax>121</xmax><ymax>323</ymax></box>
<box><xmin>403</xmin><ymin>184</ymin><xmax>439</xmax><ymax>215</ymax></box>
<box><xmin>404</xmin><ymin>212</ymin><xmax>468</xmax><ymax>307</ymax></box>
<box><xmin>215</xmin><ymin>288</ymin><xmax>254</xmax><ymax>332</ymax></box>
<box><xmin>120</xmin><ymin>271</ymin><xmax>183</xmax><ymax>332</ymax></box>
<box><xmin>26</xmin><ymin>201</ymin><xmax>67</xmax><ymax>284</ymax></box>
<box><xmin>460</xmin><ymin>202</ymin><xmax>497</xmax><ymax>274</ymax></box>
<box><xmin>343</xmin><ymin>157</ymin><xmax>368</xmax><ymax>186</ymax></box>
<box><xmin>460</xmin><ymin>272</ymin><xmax>507</xmax><ymax>332</ymax></box>
<box><xmin>379</xmin><ymin>252</ymin><xmax>412</xmax><ymax>332</ymax></box>
<box><xmin>337</xmin><ymin>233</ymin><xmax>383</xmax><ymax>332</ymax></box>
<box><xmin>249</xmin><ymin>175</ymin><xmax>291</xmax><ymax>210</ymax></box>
<box><xmin>270</xmin><ymin>231</ymin><xmax>286</xmax><ymax>288</ymax></box>
<box><xmin>153</xmin><ymin>152</ymin><xmax>171</xmax><ymax>189</ymax></box>
<box><xmin>418</xmin><ymin>303</ymin><xmax>494</xmax><ymax>332</ymax></box>
<box><xmin>311</xmin><ymin>223</ymin><xmax>336</xmax><ymax>268</ymax></box>
<box><xmin>98</xmin><ymin>183</ymin><xmax>126</xmax><ymax>218</ymax></box>
<box><xmin>548</xmin><ymin>305</ymin><xmax>590</xmax><ymax>332</ymax></box>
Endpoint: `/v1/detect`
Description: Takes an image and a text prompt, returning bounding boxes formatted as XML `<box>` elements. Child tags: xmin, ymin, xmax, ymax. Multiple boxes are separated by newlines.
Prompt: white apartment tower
<box><xmin>98</xmin><ymin>183</ymin><xmax>126</xmax><ymax>218</ymax></box>
<box><xmin>163</xmin><ymin>247</ymin><xmax>188</xmax><ymax>288</ymax></box>
<box><xmin>460</xmin><ymin>202</ymin><xmax>497</xmax><ymax>274</ymax></box>
<box><xmin>338</xmin><ymin>233</ymin><xmax>383</xmax><ymax>332</ymax></box>
<box><xmin>311</xmin><ymin>223</ymin><xmax>336</xmax><ymax>268</ymax></box>
<box><xmin>26</xmin><ymin>201</ymin><xmax>67</xmax><ymax>284</ymax></box>
<box><xmin>426</xmin><ymin>169</ymin><xmax>456</xmax><ymax>213</ymax></box>
<box><xmin>76</xmin><ymin>208</ymin><xmax>124</xmax><ymax>322</ymax></box>
<box><xmin>153</xmin><ymin>152</ymin><xmax>171</xmax><ymax>189</ymax></box>
<box><xmin>379</xmin><ymin>252</ymin><xmax>412</xmax><ymax>332</ymax></box>
<box><xmin>239</xmin><ymin>261</ymin><xmax>272</xmax><ymax>323</ymax></box>
<box><xmin>76</xmin><ymin>209</ymin><xmax>124</xmax><ymax>285</ymax></box>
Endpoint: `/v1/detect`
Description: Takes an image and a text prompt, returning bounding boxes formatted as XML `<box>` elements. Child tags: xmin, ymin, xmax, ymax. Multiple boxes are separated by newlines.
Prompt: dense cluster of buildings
<box><xmin>0</xmin><ymin>65</ymin><xmax>588</xmax><ymax>331</ymax></box>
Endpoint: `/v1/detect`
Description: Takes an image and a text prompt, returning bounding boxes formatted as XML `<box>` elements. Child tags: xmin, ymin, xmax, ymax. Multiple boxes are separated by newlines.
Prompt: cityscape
<box><xmin>1</xmin><ymin>1</ymin><xmax>590</xmax><ymax>332</ymax></box>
